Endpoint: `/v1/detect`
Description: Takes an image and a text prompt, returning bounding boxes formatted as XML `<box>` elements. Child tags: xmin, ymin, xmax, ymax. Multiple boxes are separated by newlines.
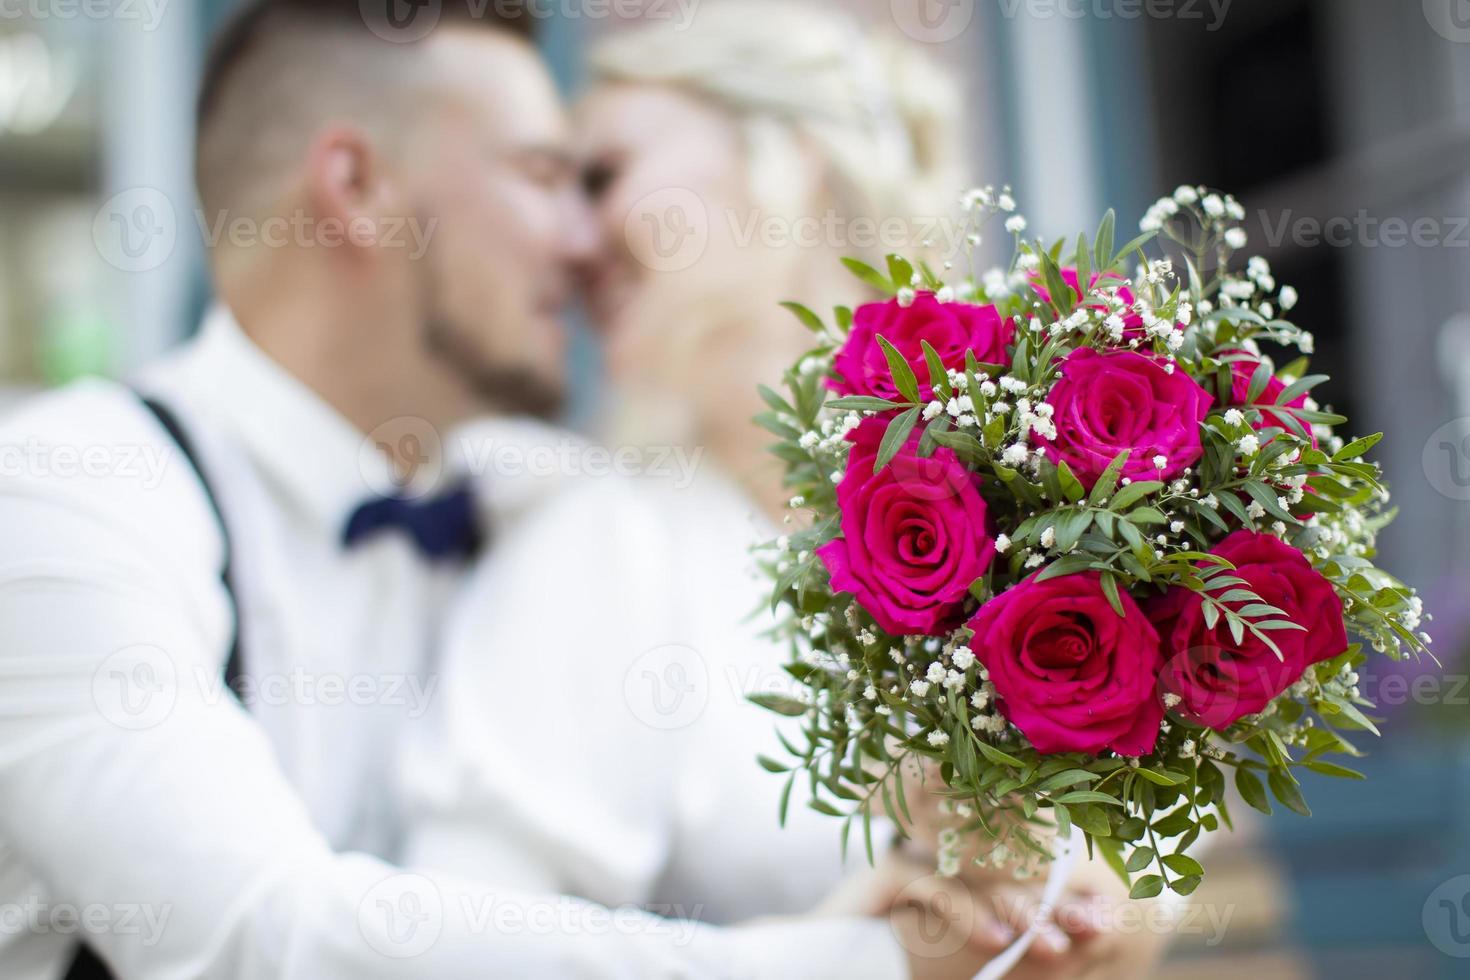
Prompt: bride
<box><xmin>402</xmin><ymin>4</ymin><xmax>1169</xmax><ymax>975</ymax></box>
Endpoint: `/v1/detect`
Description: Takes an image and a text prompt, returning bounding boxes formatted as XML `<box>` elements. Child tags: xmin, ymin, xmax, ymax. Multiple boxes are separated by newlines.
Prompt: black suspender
<box><xmin>136</xmin><ymin>394</ymin><xmax>245</xmax><ymax>695</ymax></box>
<box><xmin>62</xmin><ymin>395</ymin><xmax>246</xmax><ymax>980</ymax></box>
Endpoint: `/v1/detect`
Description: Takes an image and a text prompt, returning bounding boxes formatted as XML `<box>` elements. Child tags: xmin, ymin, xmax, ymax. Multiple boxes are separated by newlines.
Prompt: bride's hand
<box><xmin>817</xmin><ymin>851</ymin><xmax>1111</xmax><ymax>979</ymax></box>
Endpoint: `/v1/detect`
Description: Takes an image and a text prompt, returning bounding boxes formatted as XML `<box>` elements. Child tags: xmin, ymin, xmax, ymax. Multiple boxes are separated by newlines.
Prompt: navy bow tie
<box><xmin>342</xmin><ymin>479</ymin><xmax>485</xmax><ymax>562</ymax></box>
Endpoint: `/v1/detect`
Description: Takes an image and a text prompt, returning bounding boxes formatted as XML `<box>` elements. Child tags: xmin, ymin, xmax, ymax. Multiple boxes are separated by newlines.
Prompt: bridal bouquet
<box><xmin>753</xmin><ymin>186</ymin><xmax>1433</xmax><ymax>899</ymax></box>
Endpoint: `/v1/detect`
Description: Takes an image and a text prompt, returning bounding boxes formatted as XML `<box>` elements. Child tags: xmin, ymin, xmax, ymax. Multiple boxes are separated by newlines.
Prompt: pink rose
<box><xmin>1227</xmin><ymin>355</ymin><xmax>1316</xmax><ymax>446</ymax></box>
<box><xmin>817</xmin><ymin>417</ymin><xmax>995</xmax><ymax>636</ymax></box>
<box><xmin>969</xmin><ymin>572</ymin><xmax>1164</xmax><ymax>756</ymax></box>
<box><xmin>1031</xmin><ymin>268</ymin><xmax>1145</xmax><ymax>342</ymax></box>
<box><xmin>1041</xmin><ymin>348</ymin><xmax>1212</xmax><ymax>488</ymax></box>
<box><xmin>1153</xmin><ymin>531</ymin><xmax>1347</xmax><ymax>728</ymax></box>
<box><xmin>830</xmin><ymin>293</ymin><xmax>1014</xmax><ymax>402</ymax></box>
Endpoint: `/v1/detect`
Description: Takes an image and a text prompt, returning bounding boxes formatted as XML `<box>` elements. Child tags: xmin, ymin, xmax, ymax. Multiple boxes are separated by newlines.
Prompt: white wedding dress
<box><xmin>399</xmin><ymin>452</ymin><xmax>858</xmax><ymax>922</ymax></box>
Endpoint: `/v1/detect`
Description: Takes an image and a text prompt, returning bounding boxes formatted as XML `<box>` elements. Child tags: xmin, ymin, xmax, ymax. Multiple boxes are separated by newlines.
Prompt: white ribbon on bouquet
<box><xmin>973</xmin><ymin>826</ymin><xmax>1084</xmax><ymax>980</ymax></box>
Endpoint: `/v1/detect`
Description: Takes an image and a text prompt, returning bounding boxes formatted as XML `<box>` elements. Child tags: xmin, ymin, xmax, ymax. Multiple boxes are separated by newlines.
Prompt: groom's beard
<box><xmin>423</xmin><ymin>317</ymin><xmax>566</xmax><ymax>421</ymax></box>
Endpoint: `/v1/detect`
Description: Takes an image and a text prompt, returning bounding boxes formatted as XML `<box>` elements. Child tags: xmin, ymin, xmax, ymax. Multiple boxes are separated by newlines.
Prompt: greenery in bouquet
<box><xmin>751</xmin><ymin>185</ymin><xmax>1434</xmax><ymax>900</ymax></box>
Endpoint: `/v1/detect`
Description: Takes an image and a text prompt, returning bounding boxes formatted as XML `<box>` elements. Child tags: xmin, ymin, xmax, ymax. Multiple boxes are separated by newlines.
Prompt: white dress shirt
<box><xmin>0</xmin><ymin>310</ymin><xmax>904</xmax><ymax>979</ymax></box>
<box><xmin>401</xmin><ymin>467</ymin><xmax>882</xmax><ymax>926</ymax></box>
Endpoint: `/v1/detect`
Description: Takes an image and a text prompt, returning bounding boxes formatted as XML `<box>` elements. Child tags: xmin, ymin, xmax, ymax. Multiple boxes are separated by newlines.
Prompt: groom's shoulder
<box><xmin>0</xmin><ymin>379</ymin><xmax>220</xmax><ymax>556</ymax></box>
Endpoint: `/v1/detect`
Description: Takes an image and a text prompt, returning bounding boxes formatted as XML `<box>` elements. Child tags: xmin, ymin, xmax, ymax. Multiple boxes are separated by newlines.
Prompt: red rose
<box><xmin>1154</xmin><ymin>531</ymin><xmax>1347</xmax><ymax>728</ymax></box>
<box><xmin>817</xmin><ymin>417</ymin><xmax>995</xmax><ymax>636</ymax></box>
<box><xmin>830</xmin><ymin>293</ymin><xmax>1014</xmax><ymax>403</ymax></box>
<box><xmin>968</xmin><ymin>571</ymin><xmax>1164</xmax><ymax>756</ymax></box>
<box><xmin>1041</xmin><ymin>348</ymin><xmax>1213</xmax><ymax>489</ymax></box>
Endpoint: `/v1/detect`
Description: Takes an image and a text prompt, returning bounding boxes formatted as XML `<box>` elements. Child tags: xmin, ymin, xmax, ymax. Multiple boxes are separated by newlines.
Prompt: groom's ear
<box><xmin>304</xmin><ymin>125</ymin><xmax>398</xmax><ymax>251</ymax></box>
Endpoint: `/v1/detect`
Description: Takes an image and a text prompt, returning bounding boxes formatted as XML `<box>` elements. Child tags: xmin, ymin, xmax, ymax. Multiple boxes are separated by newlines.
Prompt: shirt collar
<box><xmin>179</xmin><ymin>307</ymin><xmax>399</xmax><ymax>532</ymax></box>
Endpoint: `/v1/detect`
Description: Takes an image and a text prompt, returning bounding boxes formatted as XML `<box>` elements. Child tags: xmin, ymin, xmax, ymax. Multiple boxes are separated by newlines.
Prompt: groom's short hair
<box><xmin>196</xmin><ymin>0</ymin><xmax>536</xmax><ymax>224</ymax></box>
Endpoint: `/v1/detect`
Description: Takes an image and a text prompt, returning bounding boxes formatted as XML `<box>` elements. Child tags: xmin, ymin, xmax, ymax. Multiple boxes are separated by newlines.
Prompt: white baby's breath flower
<box><xmin>1223</xmin><ymin>408</ymin><xmax>1245</xmax><ymax>427</ymax></box>
<box><xmin>1279</xmin><ymin>285</ymin><xmax>1299</xmax><ymax>311</ymax></box>
<box><xmin>909</xmin><ymin>679</ymin><xmax>931</xmax><ymax>698</ymax></box>
<box><xmin>897</xmin><ymin>287</ymin><xmax>916</xmax><ymax>307</ymax></box>
<box><xmin>1237</xmin><ymin>433</ymin><xmax>1260</xmax><ymax>456</ymax></box>
<box><xmin>1225</xmin><ymin>227</ymin><xmax>1248</xmax><ymax>249</ymax></box>
<box><xmin>1152</xmin><ymin>454</ymin><xmax>1169</xmax><ymax>469</ymax></box>
<box><xmin>1005</xmin><ymin>215</ymin><xmax>1027</xmax><ymax>234</ymax></box>
<box><xmin>1202</xmin><ymin>194</ymin><xmax>1225</xmax><ymax>218</ymax></box>
<box><xmin>1040</xmin><ymin>526</ymin><xmax>1056</xmax><ymax>549</ymax></box>
<box><xmin>927</xmin><ymin>730</ymin><xmax>950</xmax><ymax>747</ymax></box>
<box><xmin>951</xmin><ymin>646</ymin><xmax>975</xmax><ymax>670</ymax></box>
<box><xmin>1001</xmin><ymin>444</ymin><xmax>1030</xmax><ymax>467</ymax></box>
<box><xmin>993</xmin><ymin>533</ymin><xmax>1012</xmax><ymax>554</ymax></box>
<box><xmin>1174</xmin><ymin>185</ymin><xmax>1199</xmax><ymax>205</ymax></box>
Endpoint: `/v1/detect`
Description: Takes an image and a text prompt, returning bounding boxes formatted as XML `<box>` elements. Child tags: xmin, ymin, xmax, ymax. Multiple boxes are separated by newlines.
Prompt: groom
<box><xmin>0</xmin><ymin>3</ymin><xmax>1093</xmax><ymax>978</ymax></box>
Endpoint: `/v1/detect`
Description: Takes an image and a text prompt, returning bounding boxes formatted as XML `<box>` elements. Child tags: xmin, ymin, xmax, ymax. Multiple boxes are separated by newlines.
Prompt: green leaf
<box><xmin>1268</xmin><ymin>769</ymin><xmax>1312</xmax><ymax>816</ymax></box>
<box><xmin>1235</xmin><ymin>768</ymin><xmax>1272</xmax><ymax>815</ymax></box>
<box><xmin>1057</xmin><ymin>460</ymin><xmax>1087</xmax><ymax>502</ymax></box>
<box><xmin>779</xmin><ymin>301</ymin><xmax>826</xmax><ymax>333</ymax></box>
<box><xmin>757</xmin><ymin>755</ymin><xmax>791</xmax><ymax>773</ymax></box>
<box><xmin>1171</xmin><ymin>875</ymin><xmax>1203</xmax><ymax>896</ymax></box>
<box><xmin>975</xmin><ymin>740</ymin><xmax>1024</xmax><ymax>768</ymax></box>
<box><xmin>841</xmin><ymin>257</ymin><xmax>893</xmax><ymax>294</ymax></box>
<box><xmin>919</xmin><ymin>340</ymin><xmax>951</xmax><ymax>401</ymax></box>
<box><xmin>808</xmin><ymin>798</ymin><xmax>844</xmax><ymax>817</ymax></box>
<box><xmin>876</xmin><ymin>335</ymin><xmax>921</xmax><ymax>403</ymax></box>
<box><xmin>874</xmin><ymin>408</ymin><xmax>920</xmax><ymax>471</ymax></box>
<box><xmin>1303</xmin><ymin>760</ymin><xmax>1366</xmax><ymax>780</ymax></box>
<box><xmin>1129</xmin><ymin>875</ymin><xmax>1165</xmax><ymax>900</ymax></box>
<box><xmin>757</xmin><ymin>384</ymin><xmax>794</xmax><ymax>415</ymax></box>
<box><xmin>886</xmin><ymin>254</ymin><xmax>915</xmax><ymax>290</ymax></box>
<box><xmin>1275</xmin><ymin>374</ymin><xmax>1329</xmax><ymax>406</ymax></box>
<box><xmin>1125</xmin><ymin>846</ymin><xmax>1156</xmax><ymax>873</ymax></box>
<box><xmin>1333</xmin><ymin>433</ymin><xmax>1383</xmax><ymax>462</ymax></box>
<box><xmin>1088</xmin><ymin>451</ymin><xmax>1133</xmax><ymax>505</ymax></box>
<box><xmin>829</xmin><ymin>396</ymin><xmax>901</xmax><ymax>413</ymax></box>
<box><xmin>1245</xmin><ymin>360</ymin><xmax>1274</xmax><ymax>404</ymax></box>
<box><xmin>1053</xmin><ymin>790</ymin><xmax>1123</xmax><ymax>806</ymax></box>
<box><xmin>1071</xmin><ymin>804</ymin><xmax>1112</xmax><ymax>837</ymax></box>
<box><xmin>1036</xmin><ymin>769</ymin><xmax>1099</xmax><ymax>793</ymax></box>
<box><xmin>1111</xmin><ymin>480</ymin><xmax>1163</xmax><ymax>511</ymax></box>
<box><xmin>1162</xmin><ymin>854</ymin><xmax>1204</xmax><ymax>877</ymax></box>
<box><xmin>1243</xmin><ymin>481</ymin><xmax>1298</xmax><ymax>525</ymax></box>
<box><xmin>1054</xmin><ymin>508</ymin><xmax>1094</xmax><ymax>552</ymax></box>
<box><xmin>1100</xmin><ymin>571</ymin><xmax>1126</xmax><ymax>617</ymax></box>
<box><xmin>1134</xmin><ymin>768</ymin><xmax>1188</xmax><ymax>786</ymax></box>
<box><xmin>1094</xmin><ymin>209</ymin><xmax>1116</xmax><ymax>272</ymax></box>
<box><xmin>748</xmin><ymin>692</ymin><xmax>808</xmax><ymax>717</ymax></box>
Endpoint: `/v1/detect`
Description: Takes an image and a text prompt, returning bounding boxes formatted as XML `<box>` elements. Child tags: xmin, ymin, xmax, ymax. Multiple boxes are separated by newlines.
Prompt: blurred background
<box><xmin>2</xmin><ymin>0</ymin><xmax>1467</xmax><ymax>975</ymax></box>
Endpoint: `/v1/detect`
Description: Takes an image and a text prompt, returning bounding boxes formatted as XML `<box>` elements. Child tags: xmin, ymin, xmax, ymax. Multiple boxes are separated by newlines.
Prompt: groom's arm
<box><xmin>0</xmin><ymin>484</ymin><xmax>909</xmax><ymax>978</ymax></box>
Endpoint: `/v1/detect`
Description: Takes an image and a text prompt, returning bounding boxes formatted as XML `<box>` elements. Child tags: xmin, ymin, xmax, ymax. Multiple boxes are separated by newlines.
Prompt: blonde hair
<box><xmin>590</xmin><ymin>1</ymin><xmax>963</xmax><ymax>234</ymax></box>
<box><xmin>589</xmin><ymin>3</ymin><xmax>967</xmax><ymax>482</ymax></box>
